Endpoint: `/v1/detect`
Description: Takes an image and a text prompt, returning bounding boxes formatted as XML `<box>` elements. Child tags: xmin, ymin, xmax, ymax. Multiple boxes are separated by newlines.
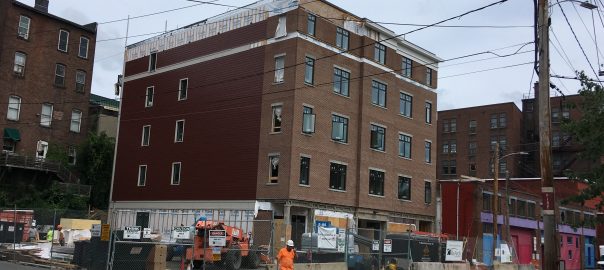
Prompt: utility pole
<box><xmin>504</xmin><ymin>170</ymin><xmax>510</xmax><ymax>246</ymax></box>
<box><xmin>537</xmin><ymin>0</ymin><xmax>557</xmax><ymax>269</ymax></box>
<box><xmin>492</xmin><ymin>142</ymin><xmax>499</xmax><ymax>264</ymax></box>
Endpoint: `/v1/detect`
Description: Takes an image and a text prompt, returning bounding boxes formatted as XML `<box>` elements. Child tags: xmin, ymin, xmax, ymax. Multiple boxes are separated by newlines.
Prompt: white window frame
<box><xmin>274</xmin><ymin>54</ymin><xmax>285</xmax><ymax>83</ymax></box>
<box><xmin>54</xmin><ymin>64</ymin><xmax>66</xmax><ymax>87</ymax></box>
<box><xmin>138</xmin><ymin>165</ymin><xmax>147</xmax><ymax>186</ymax></box>
<box><xmin>36</xmin><ymin>140</ymin><xmax>49</xmax><ymax>159</ymax></box>
<box><xmin>70</xmin><ymin>109</ymin><xmax>82</xmax><ymax>133</ymax></box>
<box><xmin>75</xmin><ymin>70</ymin><xmax>86</xmax><ymax>92</ymax></box>
<box><xmin>271</xmin><ymin>103</ymin><xmax>283</xmax><ymax>133</ymax></box>
<box><xmin>171</xmin><ymin>162</ymin><xmax>182</xmax><ymax>185</ymax></box>
<box><xmin>175</xmin><ymin>120</ymin><xmax>185</xmax><ymax>142</ymax></box>
<box><xmin>145</xmin><ymin>86</ymin><xmax>154</xmax><ymax>107</ymax></box>
<box><xmin>78</xmin><ymin>36</ymin><xmax>89</xmax><ymax>59</ymax></box>
<box><xmin>58</xmin><ymin>29</ymin><xmax>69</xmax><ymax>52</ymax></box>
<box><xmin>18</xmin><ymin>15</ymin><xmax>31</xmax><ymax>39</ymax></box>
<box><xmin>425</xmin><ymin>101</ymin><xmax>433</xmax><ymax>124</ymax></box>
<box><xmin>149</xmin><ymin>52</ymin><xmax>157</xmax><ymax>72</ymax></box>
<box><xmin>268</xmin><ymin>154</ymin><xmax>280</xmax><ymax>183</ymax></box>
<box><xmin>178</xmin><ymin>78</ymin><xmax>188</xmax><ymax>100</ymax></box>
<box><xmin>331</xmin><ymin>113</ymin><xmax>349</xmax><ymax>143</ymax></box>
<box><xmin>141</xmin><ymin>125</ymin><xmax>151</xmax><ymax>146</ymax></box>
<box><xmin>14</xmin><ymin>52</ymin><xmax>26</xmax><ymax>76</ymax></box>
<box><xmin>40</xmin><ymin>103</ymin><xmax>53</xmax><ymax>127</ymax></box>
<box><xmin>7</xmin><ymin>96</ymin><xmax>21</xmax><ymax>121</ymax></box>
<box><xmin>425</xmin><ymin>140</ymin><xmax>432</xmax><ymax>164</ymax></box>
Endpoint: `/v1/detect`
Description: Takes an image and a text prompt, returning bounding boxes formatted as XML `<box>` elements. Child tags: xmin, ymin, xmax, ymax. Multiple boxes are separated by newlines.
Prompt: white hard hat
<box><xmin>286</xmin><ymin>240</ymin><xmax>294</xmax><ymax>246</ymax></box>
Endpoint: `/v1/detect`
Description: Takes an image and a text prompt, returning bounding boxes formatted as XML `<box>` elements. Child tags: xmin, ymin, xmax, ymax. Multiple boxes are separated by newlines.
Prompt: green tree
<box><xmin>562</xmin><ymin>72</ymin><xmax>604</xmax><ymax>206</ymax></box>
<box><xmin>77</xmin><ymin>132</ymin><xmax>115</xmax><ymax>209</ymax></box>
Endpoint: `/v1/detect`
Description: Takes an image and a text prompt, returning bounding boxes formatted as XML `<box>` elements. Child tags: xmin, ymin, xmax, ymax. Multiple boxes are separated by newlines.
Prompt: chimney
<box><xmin>35</xmin><ymin>0</ymin><xmax>49</xmax><ymax>12</ymax></box>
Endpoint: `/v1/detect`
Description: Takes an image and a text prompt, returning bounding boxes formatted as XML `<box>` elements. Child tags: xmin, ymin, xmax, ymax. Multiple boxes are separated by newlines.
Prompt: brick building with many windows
<box><xmin>0</xmin><ymin>0</ymin><xmax>96</xmax><ymax>179</ymax></box>
<box><xmin>111</xmin><ymin>0</ymin><xmax>441</xmax><ymax>245</ymax></box>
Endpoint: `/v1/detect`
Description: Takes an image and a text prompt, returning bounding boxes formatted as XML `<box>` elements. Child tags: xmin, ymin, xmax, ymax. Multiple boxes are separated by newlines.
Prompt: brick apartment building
<box><xmin>111</xmin><ymin>0</ymin><xmax>441</xmax><ymax>244</ymax></box>
<box><xmin>0</xmin><ymin>0</ymin><xmax>97</xmax><ymax>197</ymax></box>
<box><xmin>0</xmin><ymin>0</ymin><xmax>97</xmax><ymax>163</ymax></box>
<box><xmin>437</xmin><ymin>103</ymin><xmax>523</xmax><ymax>180</ymax></box>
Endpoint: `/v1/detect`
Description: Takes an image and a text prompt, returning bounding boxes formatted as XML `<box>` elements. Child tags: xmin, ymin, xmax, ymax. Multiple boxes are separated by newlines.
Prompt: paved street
<box><xmin>0</xmin><ymin>261</ymin><xmax>48</xmax><ymax>270</ymax></box>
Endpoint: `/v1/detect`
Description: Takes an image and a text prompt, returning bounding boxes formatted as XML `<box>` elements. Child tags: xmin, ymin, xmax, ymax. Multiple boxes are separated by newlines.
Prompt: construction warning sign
<box><xmin>209</xmin><ymin>230</ymin><xmax>226</xmax><ymax>247</ymax></box>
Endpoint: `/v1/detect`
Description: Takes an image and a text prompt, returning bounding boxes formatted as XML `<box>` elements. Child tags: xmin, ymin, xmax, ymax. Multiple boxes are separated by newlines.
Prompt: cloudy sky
<box><xmin>20</xmin><ymin>0</ymin><xmax>604</xmax><ymax>110</ymax></box>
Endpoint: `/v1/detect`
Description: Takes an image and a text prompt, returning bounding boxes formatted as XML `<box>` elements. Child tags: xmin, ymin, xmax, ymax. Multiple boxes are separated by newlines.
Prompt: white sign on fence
<box><xmin>445</xmin><ymin>240</ymin><xmax>464</xmax><ymax>261</ymax></box>
<box><xmin>209</xmin><ymin>230</ymin><xmax>226</xmax><ymax>246</ymax></box>
<box><xmin>172</xmin><ymin>226</ymin><xmax>192</xmax><ymax>239</ymax></box>
<box><xmin>383</xmin><ymin>239</ymin><xmax>392</xmax><ymax>253</ymax></box>
<box><xmin>317</xmin><ymin>227</ymin><xmax>337</xmax><ymax>249</ymax></box>
<box><xmin>500</xmin><ymin>244</ymin><xmax>512</xmax><ymax>263</ymax></box>
<box><xmin>91</xmin><ymin>224</ymin><xmax>101</xmax><ymax>237</ymax></box>
<box><xmin>124</xmin><ymin>226</ymin><xmax>141</xmax><ymax>239</ymax></box>
<box><xmin>143</xmin><ymin>228</ymin><xmax>152</xmax><ymax>239</ymax></box>
<box><xmin>372</xmin><ymin>240</ymin><xmax>380</xmax><ymax>251</ymax></box>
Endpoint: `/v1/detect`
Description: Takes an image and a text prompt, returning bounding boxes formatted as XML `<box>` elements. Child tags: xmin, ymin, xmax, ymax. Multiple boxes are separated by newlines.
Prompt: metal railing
<box><xmin>1</xmin><ymin>153</ymin><xmax>80</xmax><ymax>184</ymax></box>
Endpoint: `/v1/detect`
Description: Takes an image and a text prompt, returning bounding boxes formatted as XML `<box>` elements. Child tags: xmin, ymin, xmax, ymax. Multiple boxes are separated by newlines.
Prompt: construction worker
<box><xmin>387</xmin><ymin>258</ymin><xmax>397</xmax><ymax>270</ymax></box>
<box><xmin>57</xmin><ymin>225</ymin><xmax>65</xmax><ymax>246</ymax></box>
<box><xmin>277</xmin><ymin>240</ymin><xmax>297</xmax><ymax>270</ymax></box>
<box><xmin>46</xmin><ymin>228</ymin><xmax>54</xmax><ymax>242</ymax></box>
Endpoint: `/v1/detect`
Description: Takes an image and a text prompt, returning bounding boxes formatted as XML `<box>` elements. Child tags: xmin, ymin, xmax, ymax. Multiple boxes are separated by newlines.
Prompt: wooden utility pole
<box><xmin>537</xmin><ymin>0</ymin><xmax>557</xmax><ymax>269</ymax></box>
<box><xmin>504</xmin><ymin>170</ymin><xmax>511</xmax><ymax>246</ymax></box>
<box><xmin>492</xmin><ymin>142</ymin><xmax>499</xmax><ymax>264</ymax></box>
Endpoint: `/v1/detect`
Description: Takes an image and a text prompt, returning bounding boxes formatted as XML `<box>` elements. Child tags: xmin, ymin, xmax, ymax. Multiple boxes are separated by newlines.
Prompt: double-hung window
<box><xmin>175</xmin><ymin>120</ymin><xmax>185</xmax><ymax>142</ymax></box>
<box><xmin>304</xmin><ymin>57</ymin><xmax>315</xmax><ymax>85</ymax></box>
<box><xmin>426</xmin><ymin>68</ymin><xmax>433</xmax><ymax>86</ymax></box>
<box><xmin>400</xmin><ymin>92</ymin><xmax>413</xmax><ymax>117</ymax></box>
<box><xmin>18</xmin><ymin>16</ymin><xmax>31</xmax><ymax>39</ymax></box>
<box><xmin>58</xmin><ymin>30</ymin><xmax>69</xmax><ymax>52</ymax></box>
<box><xmin>145</xmin><ymin>87</ymin><xmax>154</xmax><ymax>107</ymax></box>
<box><xmin>302</xmin><ymin>106</ymin><xmax>315</xmax><ymax>134</ymax></box>
<box><xmin>54</xmin><ymin>64</ymin><xmax>66</xmax><ymax>87</ymax></box>
<box><xmin>371</xmin><ymin>80</ymin><xmax>387</xmax><ymax>107</ymax></box>
<box><xmin>398</xmin><ymin>133</ymin><xmax>412</xmax><ymax>158</ymax></box>
<box><xmin>374</xmin><ymin>43</ymin><xmax>386</xmax><ymax>64</ymax></box>
<box><xmin>41</xmin><ymin>103</ymin><xmax>53</xmax><ymax>127</ymax></box>
<box><xmin>178</xmin><ymin>78</ymin><xmax>188</xmax><ymax>100</ymax></box>
<box><xmin>299</xmin><ymin>156</ymin><xmax>310</xmax><ymax>185</ymax></box>
<box><xmin>370</xmin><ymin>124</ymin><xmax>386</xmax><ymax>151</ymax></box>
<box><xmin>329</xmin><ymin>162</ymin><xmax>347</xmax><ymax>191</ymax></box>
<box><xmin>79</xmin><ymin>37</ymin><xmax>89</xmax><ymax>58</ymax></box>
<box><xmin>331</xmin><ymin>115</ymin><xmax>348</xmax><ymax>143</ymax></box>
<box><xmin>307</xmin><ymin>14</ymin><xmax>316</xmax><ymax>36</ymax></box>
<box><xmin>171</xmin><ymin>162</ymin><xmax>182</xmax><ymax>185</ymax></box>
<box><xmin>336</xmin><ymin>27</ymin><xmax>349</xmax><ymax>50</ymax></box>
<box><xmin>7</xmin><ymin>96</ymin><xmax>21</xmax><ymax>121</ymax></box>
<box><xmin>274</xmin><ymin>55</ymin><xmax>285</xmax><ymax>83</ymax></box>
<box><xmin>402</xmin><ymin>57</ymin><xmax>412</xmax><ymax>77</ymax></box>
<box><xmin>70</xmin><ymin>110</ymin><xmax>82</xmax><ymax>133</ymax></box>
<box><xmin>369</xmin><ymin>170</ymin><xmax>385</xmax><ymax>196</ymax></box>
<box><xmin>138</xmin><ymin>165</ymin><xmax>147</xmax><ymax>186</ymax></box>
<box><xmin>269</xmin><ymin>155</ymin><xmax>279</xmax><ymax>183</ymax></box>
<box><xmin>398</xmin><ymin>176</ymin><xmax>411</xmax><ymax>200</ymax></box>
<box><xmin>272</xmin><ymin>105</ymin><xmax>282</xmax><ymax>133</ymax></box>
<box><xmin>424</xmin><ymin>141</ymin><xmax>432</xmax><ymax>163</ymax></box>
<box><xmin>14</xmin><ymin>52</ymin><xmax>26</xmax><ymax>76</ymax></box>
<box><xmin>425</xmin><ymin>102</ymin><xmax>432</xmax><ymax>124</ymax></box>
<box><xmin>333</xmin><ymin>67</ymin><xmax>350</xmax><ymax>96</ymax></box>
<box><xmin>75</xmin><ymin>70</ymin><xmax>86</xmax><ymax>92</ymax></box>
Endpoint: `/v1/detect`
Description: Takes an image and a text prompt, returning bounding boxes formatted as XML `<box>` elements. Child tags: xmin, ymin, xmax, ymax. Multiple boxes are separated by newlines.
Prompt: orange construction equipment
<box><xmin>185</xmin><ymin>218</ymin><xmax>260</xmax><ymax>270</ymax></box>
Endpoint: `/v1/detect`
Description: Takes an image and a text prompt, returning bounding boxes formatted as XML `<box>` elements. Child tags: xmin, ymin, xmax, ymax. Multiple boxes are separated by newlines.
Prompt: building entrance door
<box><xmin>291</xmin><ymin>215</ymin><xmax>306</xmax><ymax>249</ymax></box>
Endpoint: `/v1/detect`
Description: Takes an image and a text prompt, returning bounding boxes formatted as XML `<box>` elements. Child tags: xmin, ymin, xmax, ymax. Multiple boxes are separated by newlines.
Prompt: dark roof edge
<box><xmin>13</xmin><ymin>1</ymin><xmax>97</xmax><ymax>34</ymax></box>
<box><xmin>438</xmin><ymin>101</ymin><xmax>520</xmax><ymax>113</ymax></box>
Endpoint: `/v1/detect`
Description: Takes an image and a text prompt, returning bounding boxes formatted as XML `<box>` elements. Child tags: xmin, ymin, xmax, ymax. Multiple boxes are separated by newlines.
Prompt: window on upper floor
<box><xmin>527</xmin><ymin>202</ymin><xmax>536</xmax><ymax>218</ymax></box>
<box><xmin>171</xmin><ymin>162</ymin><xmax>182</xmax><ymax>185</ymax></box>
<box><xmin>54</xmin><ymin>64</ymin><xmax>66</xmax><ymax>87</ymax></box>
<box><xmin>307</xmin><ymin>14</ymin><xmax>316</xmax><ymax>36</ymax></box>
<box><xmin>443</xmin><ymin>142</ymin><xmax>449</xmax><ymax>154</ymax></box>
<box><xmin>442</xmin><ymin>160</ymin><xmax>456</xmax><ymax>175</ymax></box>
<box><xmin>70</xmin><ymin>109</ymin><xmax>82</xmax><ymax>133</ymax></box>
<box><xmin>499</xmin><ymin>113</ymin><xmax>507</xmax><ymax>128</ymax></box>
<box><xmin>58</xmin><ymin>29</ymin><xmax>69</xmax><ymax>52</ymax></box>
<box><xmin>425</xmin><ymin>102</ymin><xmax>432</xmax><ymax>124</ymax></box>
<box><xmin>7</xmin><ymin>96</ymin><xmax>21</xmax><ymax>121</ymax></box>
<box><xmin>450</xmin><ymin>119</ymin><xmax>457</xmax><ymax>132</ymax></box>
<box><xmin>141</xmin><ymin>125</ymin><xmax>150</xmax><ymax>146</ymax></box>
<box><xmin>426</xmin><ymin>68</ymin><xmax>433</xmax><ymax>86</ymax></box>
<box><xmin>18</xmin><ymin>16</ymin><xmax>31</xmax><ymax>39</ymax></box>
<box><xmin>425</xmin><ymin>181</ymin><xmax>432</xmax><ymax>204</ymax></box>
<box><xmin>370</xmin><ymin>124</ymin><xmax>386</xmax><ymax>151</ymax></box>
<box><xmin>149</xmin><ymin>52</ymin><xmax>157</xmax><ymax>72</ymax></box>
<box><xmin>268</xmin><ymin>154</ymin><xmax>279</xmax><ymax>184</ymax></box>
<box><xmin>302</xmin><ymin>106</ymin><xmax>315</xmax><ymax>134</ymax></box>
<box><xmin>274</xmin><ymin>55</ymin><xmax>285</xmax><ymax>83</ymax></box>
<box><xmin>333</xmin><ymin>67</ymin><xmax>350</xmax><ymax>96</ymax></box>
<box><xmin>79</xmin><ymin>36</ymin><xmax>89</xmax><ymax>58</ymax></box>
<box><xmin>371</xmin><ymin>80</ymin><xmax>387</xmax><ymax>107</ymax></box>
<box><xmin>425</xmin><ymin>141</ymin><xmax>432</xmax><ymax>163</ymax></box>
<box><xmin>336</xmin><ymin>27</ymin><xmax>349</xmax><ymax>50</ymax></box>
<box><xmin>329</xmin><ymin>162</ymin><xmax>347</xmax><ymax>191</ymax></box>
<box><xmin>68</xmin><ymin>146</ymin><xmax>77</xmax><ymax>165</ymax></box>
<box><xmin>562</xmin><ymin>106</ymin><xmax>570</xmax><ymax>120</ymax></box>
<box><xmin>36</xmin><ymin>140</ymin><xmax>48</xmax><ymax>159</ymax></box>
<box><xmin>299</xmin><ymin>156</ymin><xmax>310</xmax><ymax>186</ymax></box>
<box><xmin>304</xmin><ymin>57</ymin><xmax>315</xmax><ymax>85</ymax></box>
<box><xmin>138</xmin><ymin>165</ymin><xmax>147</xmax><ymax>186</ymax></box>
<box><xmin>14</xmin><ymin>52</ymin><xmax>26</xmax><ymax>77</ymax></box>
<box><xmin>490</xmin><ymin>114</ymin><xmax>498</xmax><ymax>129</ymax></box>
<box><xmin>398</xmin><ymin>133</ymin><xmax>412</xmax><ymax>159</ymax></box>
<box><xmin>178</xmin><ymin>78</ymin><xmax>188</xmax><ymax>100</ymax></box>
<box><xmin>399</xmin><ymin>92</ymin><xmax>412</xmax><ymax>118</ymax></box>
<box><xmin>145</xmin><ymin>86</ymin><xmax>154</xmax><ymax>107</ymax></box>
<box><xmin>450</xmin><ymin>140</ymin><xmax>457</xmax><ymax>153</ymax></box>
<box><xmin>75</xmin><ymin>70</ymin><xmax>86</xmax><ymax>93</ymax></box>
<box><xmin>369</xmin><ymin>170</ymin><xmax>385</xmax><ymax>196</ymax></box>
<box><xmin>469</xmin><ymin>120</ymin><xmax>477</xmax><ymax>133</ymax></box>
<box><xmin>40</xmin><ymin>103</ymin><xmax>53</xmax><ymax>127</ymax></box>
<box><xmin>331</xmin><ymin>115</ymin><xmax>349</xmax><ymax>143</ymax></box>
<box><xmin>469</xmin><ymin>142</ymin><xmax>477</xmax><ymax>156</ymax></box>
<box><xmin>374</xmin><ymin>43</ymin><xmax>386</xmax><ymax>64</ymax></box>
<box><xmin>272</xmin><ymin>104</ymin><xmax>282</xmax><ymax>133</ymax></box>
<box><xmin>175</xmin><ymin>120</ymin><xmax>185</xmax><ymax>142</ymax></box>
<box><xmin>398</xmin><ymin>176</ymin><xmax>411</xmax><ymax>200</ymax></box>
<box><xmin>402</xmin><ymin>57</ymin><xmax>413</xmax><ymax>78</ymax></box>
<box><xmin>483</xmin><ymin>193</ymin><xmax>492</xmax><ymax>211</ymax></box>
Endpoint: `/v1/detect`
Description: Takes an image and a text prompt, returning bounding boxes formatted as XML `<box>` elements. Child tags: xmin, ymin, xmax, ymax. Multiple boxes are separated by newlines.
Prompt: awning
<box><xmin>3</xmin><ymin>128</ymin><xmax>21</xmax><ymax>141</ymax></box>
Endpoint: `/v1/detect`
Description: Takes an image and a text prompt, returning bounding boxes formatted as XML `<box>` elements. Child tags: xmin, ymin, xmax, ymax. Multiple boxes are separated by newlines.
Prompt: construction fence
<box><xmin>0</xmin><ymin>206</ymin><xmax>105</xmax><ymax>269</ymax></box>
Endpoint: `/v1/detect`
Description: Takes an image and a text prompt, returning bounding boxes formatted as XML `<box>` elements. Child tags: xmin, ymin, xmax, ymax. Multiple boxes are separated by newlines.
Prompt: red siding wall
<box><xmin>510</xmin><ymin>227</ymin><xmax>533</xmax><ymax>264</ymax></box>
<box><xmin>112</xmin><ymin>47</ymin><xmax>265</xmax><ymax>201</ymax></box>
<box><xmin>441</xmin><ymin>182</ymin><xmax>476</xmax><ymax>238</ymax></box>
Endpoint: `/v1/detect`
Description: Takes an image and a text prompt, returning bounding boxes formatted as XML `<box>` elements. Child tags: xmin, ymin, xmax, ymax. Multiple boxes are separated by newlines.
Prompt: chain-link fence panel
<box><xmin>108</xmin><ymin>209</ymin><xmax>274</xmax><ymax>270</ymax></box>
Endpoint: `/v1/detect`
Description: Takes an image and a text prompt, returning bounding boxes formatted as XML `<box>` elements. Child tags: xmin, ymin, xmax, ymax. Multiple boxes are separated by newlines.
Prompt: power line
<box><xmin>550</xmin><ymin>27</ymin><xmax>578</xmax><ymax>71</ymax></box>
<box><xmin>570</xmin><ymin>3</ymin><xmax>604</xmax><ymax>61</ymax></box>
<box><xmin>555</xmin><ymin>0</ymin><xmax>603</xmax><ymax>86</ymax></box>
<box><xmin>439</xmin><ymin>61</ymin><xmax>534</xmax><ymax>79</ymax></box>
<box><xmin>552</xmin><ymin>74</ymin><xmax>604</xmax><ymax>82</ymax></box>
<box><xmin>98</xmin><ymin>1</ymin><xmax>220</xmax><ymax>25</ymax></box>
